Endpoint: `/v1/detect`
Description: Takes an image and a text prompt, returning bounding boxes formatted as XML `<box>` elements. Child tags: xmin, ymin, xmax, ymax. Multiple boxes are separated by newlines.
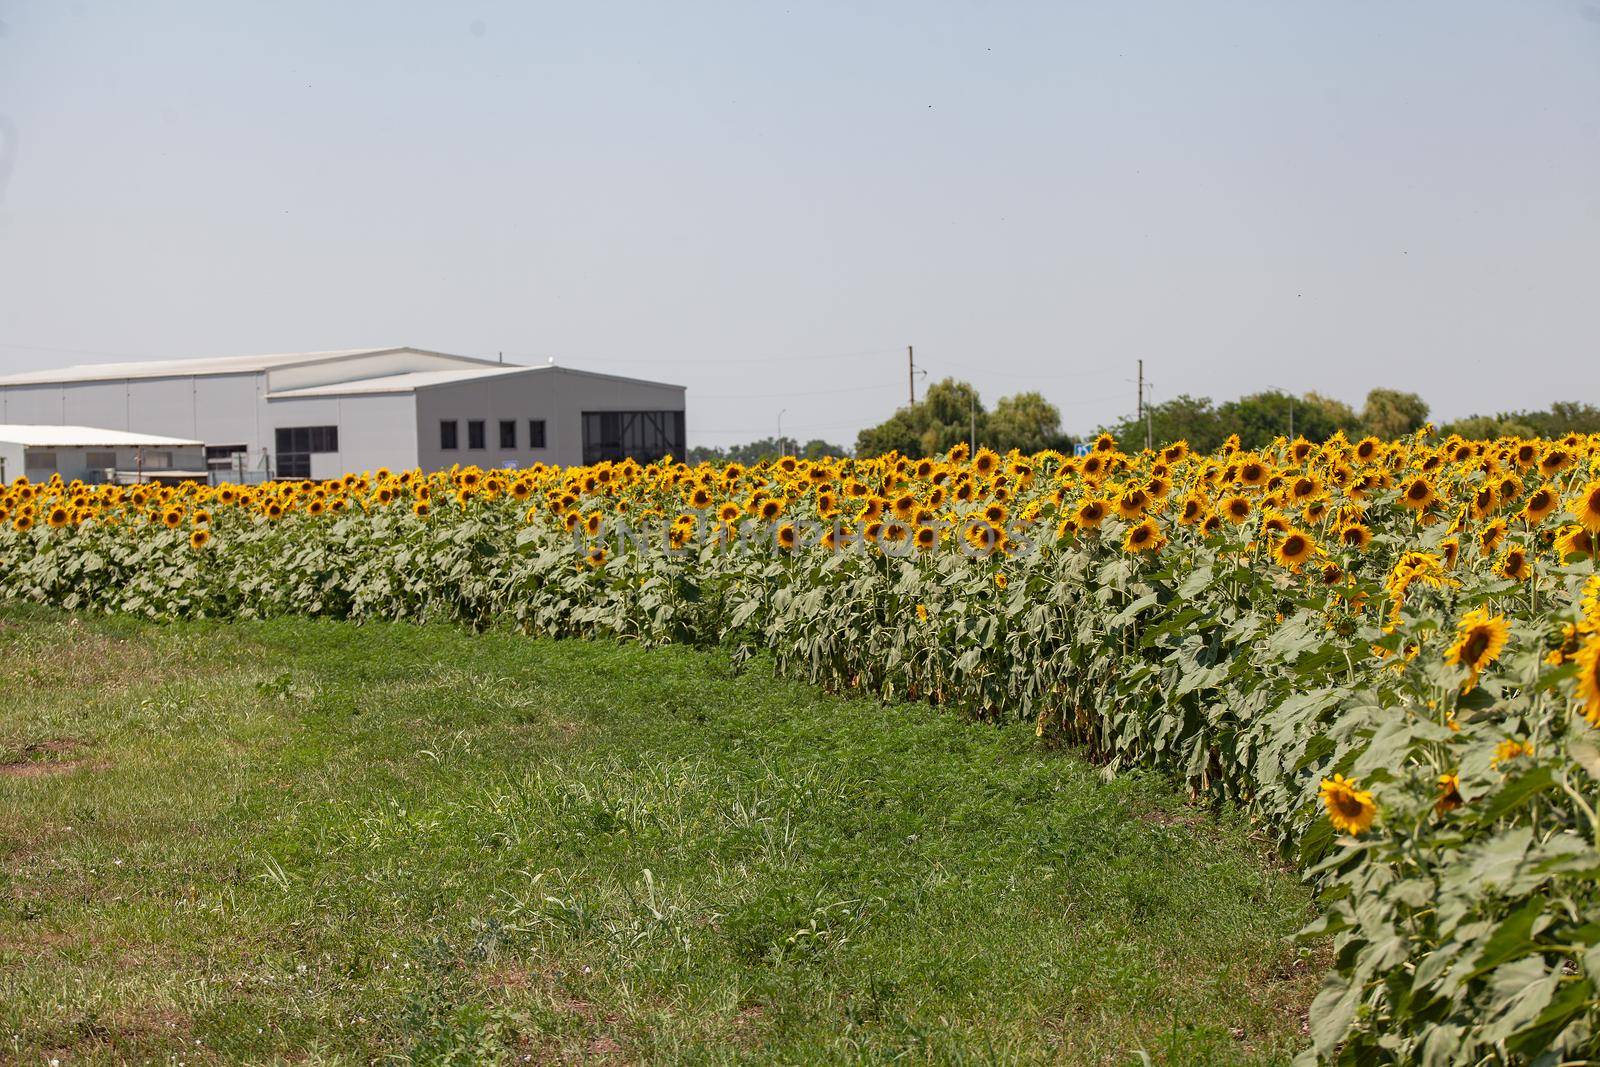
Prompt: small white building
<box><xmin>0</xmin><ymin>347</ymin><xmax>686</xmax><ymax>478</ymax></box>
<box><xmin>0</xmin><ymin>425</ymin><xmax>206</xmax><ymax>485</ymax></box>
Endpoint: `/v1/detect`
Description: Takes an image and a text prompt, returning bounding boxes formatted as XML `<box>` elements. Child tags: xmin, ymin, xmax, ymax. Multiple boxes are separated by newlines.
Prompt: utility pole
<box><xmin>969</xmin><ymin>392</ymin><xmax>977</xmax><ymax>455</ymax></box>
<box><xmin>908</xmin><ymin>345</ymin><xmax>916</xmax><ymax>406</ymax></box>
<box><xmin>1288</xmin><ymin>396</ymin><xmax>1295</xmax><ymax>439</ymax></box>
<box><xmin>1137</xmin><ymin>360</ymin><xmax>1152</xmax><ymax>452</ymax></box>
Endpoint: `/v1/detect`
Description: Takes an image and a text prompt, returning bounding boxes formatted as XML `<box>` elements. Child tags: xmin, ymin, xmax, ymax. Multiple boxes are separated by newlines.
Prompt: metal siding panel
<box><xmin>2</xmin><ymin>384</ymin><xmax>66</xmax><ymax>424</ymax></box>
<box><xmin>61</xmin><ymin>382</ymin><xmax>131</xmax><ymax>430</ymax></box>
<box><xmin>126</xmin><ymin>378</ymin><xmax>199</xmax><ymax>439</ymax></box>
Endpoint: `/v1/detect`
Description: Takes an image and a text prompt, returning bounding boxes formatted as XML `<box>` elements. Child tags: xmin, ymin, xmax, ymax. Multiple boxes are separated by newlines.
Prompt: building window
<box><xmin>467</xmin><ymin>420</ymin><xmax>486</xmax><ymax>450</ymax></box>
<box><xmin>529</xmin><ymin>419</ymin><xmax>546</xmax><ymax>449</ymax></box>
<box><xmin>26</xmin><ymin>450</ymin><xmax>57</xmax><ymax>472</ymax></box>
<box><xmin>205</xmin><ymin>444</ymin><xmax>247</xmax><ymax>472</ymax></box>
<box><xmin>581</xmin><ymin>411</ymin><xmax>685</xmax><ymax>465</ymax></box>
<box><xmin>499</xmin><ymin>420</ymin><xmax>517</xmax><ymax>449</ymax></box>
<box><xmin>440</xmin><ymin>420</ymin><xmax>459</xmax><ymax>450</ymax></box>
<box><xmin>274</xmin><ymin>425</ymin><xmax>338</xmax><ymax>480</ymax></box>
<box><xmin>86</xmin><ymin>451</ymin><xmax>117</xmax><ymax>472</ymax></box>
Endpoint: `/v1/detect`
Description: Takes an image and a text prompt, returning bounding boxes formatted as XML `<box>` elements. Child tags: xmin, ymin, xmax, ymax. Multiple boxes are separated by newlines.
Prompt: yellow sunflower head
<box><xmin>1319</xmin><ymin>774</ymin><xmax>1376</xmax><ymax>836</ymax></box>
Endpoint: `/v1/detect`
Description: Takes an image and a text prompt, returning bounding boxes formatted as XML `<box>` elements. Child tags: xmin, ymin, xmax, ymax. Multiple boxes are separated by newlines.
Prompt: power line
<box><xmin>694</xmin><ymin>380</ymin><xmax>902</xmax><ymax>400</ymax></box>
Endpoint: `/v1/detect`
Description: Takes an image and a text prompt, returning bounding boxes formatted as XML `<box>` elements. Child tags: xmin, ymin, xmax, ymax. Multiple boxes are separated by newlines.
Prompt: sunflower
<box><xmin>1440</xmin><ymin>537</ymin><xmax>1460</xmax><ymax>570</ymax></box>
<box><xmin>1478</xmin><ymin>518</ymin><xmax>1507</xmax><ymax>556</ymax></box>
<box><xmin>776</xmin><ymin>523</ymin><xmax>798</xmax><ymax>550</ymax></box>
<box><xmin>1339</xmin><ymin>523</ymin><xmax>1372</xmax><ymax>550</ymax></box>
<box><xmin>1220</xmin><ymin>495</ymin><xmax>1252</xmax><ymax>524</ymax></box>
<box><xmin>972</xmin><ymin>448</ymin><xmax>1000</xmax><ymax>476</ymax></box>
<box><xmin>46</xmin><ymin>505</ymin><xmax>71</xmax><ymax>528</ymax></box>
<box><xmin>1272</xmin><ymin>528</ymin><xmax>1316</xmax><ymax>570</ymax></box>
<box><xmin>1491</xmin><ymin>738</ymin><xmax>1535</xmax><ymax>768</ymax></box>
<box><xmin>413</xmin><ymin>500</ymin><xmax>431</xmax><ymax>517</ymax></box>
<box><xmin>189</xmin><ymin>528</ymin><xmax>211</xmax><ymax>550</ymax></box>
<box><xmin>1319</xmin><ymin>774</ymin><xmax>1376</xmax><ymax>835</ymax></box>
<box><xmin>1399</xmin><ymin>476</ymin><xmax>1435</xmax><ymax>510</ymax></box>
<box><xmin>1556</xmin><ymin>525</ymin><xmax>1596</xmax><ymax>561</ymax></box>
<box><xmin>1444</xmin><ymin>606</ymin><xmax>1509</xmax><ymax>689</ymax></box>
<box><xmin>1178</xmin><ymin>494</ymin><xmax>1205</xmax><ymax>525</ymax></box>
<box><xmin>1516</xmin><ymin>489</ymin><xmax>1555</xmax><ymax>524</ymax></box>
<box><xmin>1570</xmin><ymin>481</ymin><xmax>1600</xmax><ymax>533</ymax></box>
<box><xmin>994</xmin><ymin>572</ymin><xmax>1008</xmax><ymax>590</ymax></box>
<box><xmin>1434</xmin><ymin>773</ymin><xmax>1463</xmax><ymax>816</ymax></box>
<box><xmin>914</xmin><ymin>524</ymin><xmax>938</xmax><ymax>551</ymax></box>
<box><xmin>1075</xmin><ymin>498</ymin><xmax>1108</xmax><ymax>529</ymax></box>
<box><xmin>1539</xmin><ymin>447</ymin><xmax>1572</xmax><ymax>477</ymax></box>
<box><xmin>1575</xmin><ymin>633</ymin><xmax>1600</xmax><ymax>725</ymax></box>
<box><xmin>1115</xmin><ymin>487</ymin><xmax>1148</xmax><ymax>519</ymax></box>
<box><xmin>1122</xmin><ymin>517</ymin><xmax>1165</xmax><ymax>554</ymax></box>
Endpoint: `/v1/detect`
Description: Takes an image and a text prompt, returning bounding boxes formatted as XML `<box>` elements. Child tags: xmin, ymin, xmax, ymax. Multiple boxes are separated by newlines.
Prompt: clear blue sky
<box><xmin>0</xmin><ymin>1</ymin><xmax>1596</xmax><ymax>447</ymax></box>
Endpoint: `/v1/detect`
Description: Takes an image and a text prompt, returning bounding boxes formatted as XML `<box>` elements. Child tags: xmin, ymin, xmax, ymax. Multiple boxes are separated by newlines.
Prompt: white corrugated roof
<box><xmin>266</xmin><ymin>365</ymin><xmax>540</xmax><ymax>398</ymax></box>
<box><xmin>0</xmin><ymin>347</ymin><xmax>499</xmax><ymax>386</ymax></box>
<box><xmin>0</xmin><ymin>424</ymin><xmax>204</xmax><ymax>447</ymax></box>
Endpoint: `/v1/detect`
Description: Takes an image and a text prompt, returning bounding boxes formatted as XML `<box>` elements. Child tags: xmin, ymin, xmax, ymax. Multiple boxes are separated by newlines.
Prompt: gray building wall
<box><xmin>263</xmin><ymin>393</ymin><xmax>420</xmax><ymax>479</ymax></box>
<box><xmin>0</xmin><ymin>358</ymin><xmax>685</xmax><ymax>478</ymax></box>
<box><xmin>0</xmin><ymin>442</ymin><xmax>205</xmax><ymax>484</ymax></box>
<box><xmin>412</xmin><ymin>368</ymin><xmax>685</xmax><ymax>471</ymax></box>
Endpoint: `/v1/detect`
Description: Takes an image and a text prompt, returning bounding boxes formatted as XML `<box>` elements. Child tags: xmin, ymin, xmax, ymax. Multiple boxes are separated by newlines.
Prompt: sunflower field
<box><xmin>7</xmin><ymin>430</ymin><xmax>1600</xmax><ymax>1062</ymax></box>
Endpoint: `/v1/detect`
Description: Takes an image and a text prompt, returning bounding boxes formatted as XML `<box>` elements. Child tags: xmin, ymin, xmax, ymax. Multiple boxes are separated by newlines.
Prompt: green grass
<box><xmin>0</xmin><ymin>606</ymin><xmax>1319</xmax><ymax>1064</ymax></box>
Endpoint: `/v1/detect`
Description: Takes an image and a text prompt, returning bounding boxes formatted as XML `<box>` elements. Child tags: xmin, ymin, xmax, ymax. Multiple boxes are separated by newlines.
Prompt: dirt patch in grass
<box><xmin>0</xmin><ymin>739</ymin><xmax>104</xmax><ymax>779</ymax></box>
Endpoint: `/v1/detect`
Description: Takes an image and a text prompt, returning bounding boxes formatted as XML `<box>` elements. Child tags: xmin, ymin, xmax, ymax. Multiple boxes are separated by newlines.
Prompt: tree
<box><xmin>1360</xmin><ymin>389</ymin><xmax>1429</xmax><ymax>440</ymax></box>
<box><xmin>856</xmin><ymin>378</ymin><xmax>990</xmax><ymax>458</ymax></box>
<box><xmin>1104</xmin><ymin>394</ymin><xmax>1222</xmax><ymax>453</ymax></box>
<box><xmin>988</xmin><ymin>391</ymin><xmax>1067</xmax><ymax>453</ymax></box>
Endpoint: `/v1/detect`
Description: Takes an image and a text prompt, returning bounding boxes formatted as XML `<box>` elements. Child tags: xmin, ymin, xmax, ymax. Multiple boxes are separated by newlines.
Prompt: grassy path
<box><xmin>0</xmin><ymin>608</ymin><xmax>1318</xmax><ymax>1064</ymax></box>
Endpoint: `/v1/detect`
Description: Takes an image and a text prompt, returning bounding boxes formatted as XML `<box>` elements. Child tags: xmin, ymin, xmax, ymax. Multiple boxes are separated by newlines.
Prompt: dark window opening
<box><xmin>581</xmin><ymin>410</ymin><xmax>685</xmax><ymax>465</ymax></box>
<box><xmin>467</xmin><ymin>420</ymin><xmax>486</xmax><ymax>450</ymax></box>
<box><xmin>499</xmin><ymin>420</ymin><xmax>517</xmax><ymax>449</ymax></box>
<box><xmin>528</xmin><ymin>419</ymin><xmax>547</xmax><ymax>449</ymax></box>
<box><xmin>440</xmin><ymin>420</ymin><xmax>459</xmax><ymax>450</ymax></box>
<box><xmin>274</xmin><ymin>425</ymin><xmax>338</xmax><ymax>480</ymax></box>
<box><xmin>206</xmin><ymin>444</ymin><xmax>248</xmax><ymax>472</ymax></box>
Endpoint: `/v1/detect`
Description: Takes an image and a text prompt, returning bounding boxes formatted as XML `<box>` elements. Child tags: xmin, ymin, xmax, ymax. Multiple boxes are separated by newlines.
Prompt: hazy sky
<box><xmin>0</xmin><ymin>2</ymin><xmax>1597</xmax><ymax>448</ymax></box>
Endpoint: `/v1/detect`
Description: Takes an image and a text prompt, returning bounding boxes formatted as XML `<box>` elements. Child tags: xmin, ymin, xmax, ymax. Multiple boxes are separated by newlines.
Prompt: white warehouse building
<box><xmin>0</xmin><ymin>347</ymin><xmax>686</xmax><ymax>480</ymax></box>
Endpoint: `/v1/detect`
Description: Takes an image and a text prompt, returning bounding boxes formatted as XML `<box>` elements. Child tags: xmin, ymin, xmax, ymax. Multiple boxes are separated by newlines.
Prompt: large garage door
<box><xmin>581</xmin><ymin>411</ymin><xmax>685</xmax><ymax>465</ymax></box>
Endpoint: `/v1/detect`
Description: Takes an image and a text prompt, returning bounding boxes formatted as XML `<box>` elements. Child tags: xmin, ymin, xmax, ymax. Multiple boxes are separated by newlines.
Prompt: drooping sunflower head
<box><xmin>1445</xmin><ymin>607</ymin><xmax>1509</xmax><ymax>685</ymax></box>
<box><xmin>1478</xmin><ymin>518</ymin><xmax>1508</xmax><ymax>556</ymax></box>
<box><xmin>1434</xmin><ymin>773</ymin><xmax>1463</xmax><ymax>816</ymax></box>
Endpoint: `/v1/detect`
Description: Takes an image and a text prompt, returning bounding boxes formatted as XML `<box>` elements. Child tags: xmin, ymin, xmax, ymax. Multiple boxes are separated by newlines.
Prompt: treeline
<box><xmin>854</xmin><ymin>379</ymin><xmax>1071</xmax><ymax>457</ymax></box>
<box><xmin>1103</xmin><ymin>391</ymin><xmax>1600</xmax><ymax>452</ymax></box>
<box><xmin>1103</xmin><ymin>389</ymin><xmax>1427</xmax><ymax>452</ymax></box>
<box><xmin>686</xmin><ymin>436</ymin><xmax>845</xmax><ymax>465</ymax></box>
<box><xmin>698</xmin><ymin>385</ymin><xmax>1600</xmax><ymax>463</ymax></box>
